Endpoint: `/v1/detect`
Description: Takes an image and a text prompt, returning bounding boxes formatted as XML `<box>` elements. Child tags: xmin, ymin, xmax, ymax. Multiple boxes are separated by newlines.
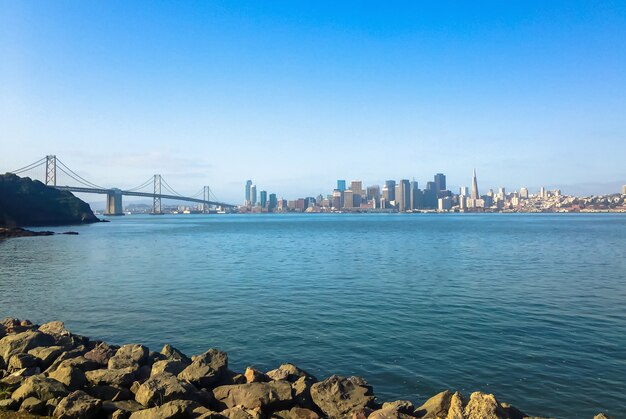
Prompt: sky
<box><xmin>1</xmin><ymin>1</ymin><xmax>625</xmax><ymax>204</ymax></box>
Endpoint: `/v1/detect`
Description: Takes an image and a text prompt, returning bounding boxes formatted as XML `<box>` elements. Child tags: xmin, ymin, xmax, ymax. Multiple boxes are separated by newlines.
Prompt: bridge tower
<box><xmin>203</xmin><ymin>186</ymin><xmax>210</xmax><ymax>213</ymax></box>
<box><xmin>45</xmin><ymin>155</ymin><xmax>57</xmax><ymax>186</ymax></box>
<box><xmin>153</xmin><ymin>174</ymin><xmax>162</xmax><ymax>215</ymax></box>
<box><xmin>106</xmin><ymin>189</ymin><xmax>124</xmax><ymax>216</ymax></box>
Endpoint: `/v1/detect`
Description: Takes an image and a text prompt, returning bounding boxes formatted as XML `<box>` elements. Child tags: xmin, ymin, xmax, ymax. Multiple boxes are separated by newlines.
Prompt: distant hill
<box><xmin>0</xmin><ymin>173</ymin><xmax>100</xmax><ymax>227</ymax></box>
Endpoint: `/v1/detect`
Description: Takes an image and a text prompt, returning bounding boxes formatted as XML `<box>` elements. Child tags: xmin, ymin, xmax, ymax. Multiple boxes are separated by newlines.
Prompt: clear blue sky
<box><xmin>1</xmin><ymin>1</ymin><xmax>625</xmax><ymax>203</ymax></box>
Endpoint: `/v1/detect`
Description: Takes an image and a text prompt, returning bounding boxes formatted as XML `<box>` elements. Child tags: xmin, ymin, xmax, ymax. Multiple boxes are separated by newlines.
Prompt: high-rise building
<box><xmin>460</xmin><ymin>186</ymin><xmax>469</xmax><ymax>196</ymax></box>
<box><xmin>260</xmin><ymin>190</ymin><xmax>267</xmax><ymax>208</ymax></box>
<box><xmin>367</xmin><ymin>185</ymin><xmax>381</xmax><ymax>201</ymax></box>
<box><xmin>332</xmin><ymin>189</ymin><xmax>342</xmax><ymax>209</ymax></box>
<box><xmin>250</xmin><ymin>184</ymin><xmax>257</xmax><ymax>206</ymax></box>
<box><xmin>382</xmin><ymin>185</ymin><xmax>390</xmax><ymax>204</ymax></box>
<box><xmin>540</xmin><ymin>187</ymin><xmax>546</xmax><ymax>198</ymax></box>
<box><xmin>622</xmin><ymin>185</ymin><xmax>626</xmax><ymax>195</ymax></box>
<box><xmin>350</xmin><ymin>180</ymin><xmax>364</xmax><ymax>198</ymax></box>
<box><xmin>438</xmin><ymin>197</ymin><xmax>452</xmax><ymax>211</ymax></box>
<box><xmin>471</xmin><ymin>169</ymin><xmax>479</xmax><ymax>200</ymax></box>
<box><xmin>498</xmin><ymin>187</ymin><xmax>506</xmax><ymax>199</ymax></box>
<box><xmin>385</xmin><ymin>180</ymin><xmax>396</xmax><ymax>202</ymax></box>
<box><xmin>245</xmin><ymin>180</ymin><xmax>252</xmax><ymax>205</ymax></box>
<box><xmin>343</xmin><ymin>189</ymin><xmax>354</xmax><ymax>209</ymax></box>
<box><xmin>410</xmin><ymin>181</ymin><xmax>420</xmax><ymax>210</ymax></box>
<box><xmin>519</xmin><ymin>187</ymin><xmax>529</xmax><ymax>199</ymax></box>
<box><xmin>268</xmin><ymin>193</ymin><xmax>277</xmax><ymax>211</ymax></box>
<box><xmin>394</xmin><ymin>180</ymin><xmax>410</xmax><ymax>212</ymax></box>
<box><xmin>434</xmin><ymin>173</ymin><xmax>446</xmax><ymax>192</ymax></box>
<box><xmin>337</xmin><ymin>180</ymin><xmax>346</xmax><ymax>191</ymax></box>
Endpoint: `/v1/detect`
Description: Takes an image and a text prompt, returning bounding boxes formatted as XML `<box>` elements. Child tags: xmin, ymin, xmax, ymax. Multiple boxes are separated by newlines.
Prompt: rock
<box><xmin>501</xmin><ymin>402</ymin><xmax>527</xmax><ymax>419</ymax></box>
<box><xmin>112</xmin><ymin>409</ymin><xmax>130</xmax><ymax>419</ymax></box>
<box><xmin>101</xmin><ymin>399</ymin><xmax>144</xmax><ymax>415</ymax></box>
<box><xmin>152</xmin><ymin>359</ymin><xmax>188</xmax><ymax>377</ymax></box>
<box><xmin>0</xmin><ymin>331</ymin><xmax>56</xmax><ymax>365</ymax></box>
<box><xmin>130</xmin><ymin>381</ymin><xmax>141</xmax><ymax>394</ymax></box>
<box><xmin>0</xmin><ymin>367</ymin><xmax>41</xmax><ymax>386</ymax></box>
<box><xmin>309</xmin><ymin>375</ymin><xmax>375</xmax><ymax>418</ymax></box>
<box><xmin>11</xmin><ymin>374</ymin><xmax>69</xmax><ymax>402</ymax></box>
<box><xmin>46</xmin><ymin>347</ymin><xmax>87</xmax><ymax>373</ymax></box>
<box><xmin>53</xmin><ymin>356</ymin><xmax>100</xmax><ymax>373</ymax></box>
<box><xmin>108</xmin><ymin>344</ymin><xmax>149</xmax><ymax>370</ymax></box>
<box><xmin>86</xmin><ymin>384</ymin><xmax>133</xmax><ymax>401</ymax></box>
<box><xmin>134</xmin><ymin>372</ymin><xmax>197</xmax><ymax>407</ymax></box>
<box><xmin>28</xmin><ymin>346</ymin><xmax>66</xmax><ymax>370</ymax></box>
<box><xmin>161</xmin><ymin>344</ymin><xmax>192</xmax><ymax>364</ymax></box>
<box><xmin>212</xmin><ymin>381</ymin><xmax>293</xmax><ymax>411</ymax></box>
<box><xmin>369</xmin><ymin>407</ymin><xmax>416</xmax><ymax>419</ymax></box>
<box><xmin>266</xmin><ymin>363</ymin><xmax>316</xmax><ymax>382</ymax></box>
<box><xmin>383</xmin><ymin>400</ymin><xmax>415</xmax><ymax>415</ymax></box>
<box><xmin>464</xmin><ymin>392</ymin><xmax>504</xmax><ymax>419</ymax></box>
<box><xmin>85</xmin><ymin>367</ymin><xmax>137</xmax><ymax>388</ymax></box>
<box><xmin>39</xmin><ymin>321</ymin><xmax>71</xmax><ymax>337</ymax></box>
<box><xmin>84</xmin><ymin>341</ymin><xmax>118</xmax><ymax>365</ymax></box>
<box><xmin>8</xmin><ymin>353</ymin><xmax>38</xmax><ymax>371</ymax></box>
<box><xmin>594</xmin><ymin>414</ymin><xmax>612</xmax><ymax>419</ymax></box>
<box><xmin>245</xmin><ymin>366</ymin><xmax>270</xmax><ymax>383</ymax></box>
<box><xmin>53</xmin><ymin>390</ymin><xmax>102</xmax><ymax>418</ymax></box>
<box><xmin>128</xmin><ymin>399</ymin><xmax>203</xmax><ymax>419</ymax></box>
<box><xmin>272</xmin><ymin>407</ymin><xmax>320</xmax><ymax>419</ymax></box>
<box><xmin>446</xmin><ymin>392</ymin><xmax>464</xmax><ymax>419</ymax></box>
<box><xmin>415</xmin><ymin>390</ymin><xmax>452</xmax><ymax>418</ymax></box>
<box><xmin>178</xmin><ymin>348</ymin><xmax>228</xmax><ymax>388</ymax></box>
<box><xmin>216</xmin><ymin>369</ymin><xmax>247</xmax><ymax>386</ymax></box>
<box><xmin>19</xmin><ymin>396</ymin><xmax>45</xmax><ymax>415</ymax></box>
<box><xmin>350</xmin><ymin>407</ymin><xmax>375</xmax><ymax>419</ymax></box>
<box><xmin>48</xmin><ymin>366</ymin><xmax>87</xmax><ymax>390</ymax></box>
<box><xmin>0</xmin><ymin>397</ymin><xmax>19</xmax><ymax>410</ymax></box>
<box><xmin>292</xmin><ymin>376</ymin><xmax>315</xmax><ymax>409</ymax></box>
<box><xmin>221</xmin><ymin>406</ymin><xmax>263</xmax><ymax>419</ymax></box>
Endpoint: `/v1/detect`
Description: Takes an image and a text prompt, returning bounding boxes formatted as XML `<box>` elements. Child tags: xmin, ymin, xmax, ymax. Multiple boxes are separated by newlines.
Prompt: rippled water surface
<box><xmin>1</xmin><ymin>213</ymin><xmax>625</xmax><ymax>417</ymax></box>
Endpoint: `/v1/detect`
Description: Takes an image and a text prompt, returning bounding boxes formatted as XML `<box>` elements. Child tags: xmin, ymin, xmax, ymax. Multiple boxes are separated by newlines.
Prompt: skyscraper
<box><xmin>519</xmin><ymin>187</ymin><xmax>529</xmax><ymax>199</ymax></box>
<box><xmin>385</xmin><ymin>180</ymin><xmax>396</xmax><ymax>201</ymax></box>
<box><xmin>410</xmin><ymin>181</ymin><xmax>421</xmax><ymax>210</ymax></box>
<box><xmin>471</xmin><ymin>169</ymin><xmax>479</xmax><ymax>200</ymax></box>
<box><xmin>260</xmin><ymin>190</ymin><xmax>267</xmax><ymax>208</ymax></box>
<box><xmin>434</xmin><ymin>173</ymin><xmax>446</xmax><ymax>192</ymax></box>
<box><xmin>350</xmin><ymin>180</ymin><xmax>364</xmax><ymax>197</ymax></box>
<box><xmin>268</xmin><ymin>193</ymin><xmax>277</xmax><ymax>211</ymax></box>
<box><xmin>250</xmin><ymin>184</ymin><xmax>257</xmax><ymax>206</ymax></box>
<box><xmin>460</xmin><ymin>186</ymin><xmax>469</xmax><ymax>196</ymax></box>
<box><xmin>337</xmin><ymin>180</ymin><xmax>346</xmax><ymax>191</ymax></box>
<box><xmin>401</xmin><ymin>179</ymin><xmax>410</xmax><ymax>211</ymax></box>
<box><xmin>343</xmin><ymin>189</ymin><xmax>354</xmax><ymax>209</ymax></box>
<box><xmin>245</xmin><ymin>180</ymin><xmax>252</xmax><ymax>205</ymax></box>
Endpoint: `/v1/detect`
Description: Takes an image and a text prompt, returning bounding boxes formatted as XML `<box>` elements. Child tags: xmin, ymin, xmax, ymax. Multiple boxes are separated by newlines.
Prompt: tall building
<box><xmin>245</xmin><ymin>180</ymin><xmax>252</xmax><ymax>205</ymax></box>
<box><xmin>337</xmin><ymin>180</ymin><xmax>346</xmax><ymax>191</ymax></box>
<box><xmin>460</xmin><ymin>186</ymin><xmax>469</xmax><ymax>196</ymax></box>
<box><xmin>622</xmin><ymin>185</ymin><xmax>626</xmax><ymax>195</ymax></box>
<box><xmin>260</xmin><ymin>190</ymin><xmax>267</xmax><ymax>208</ymax></box>
<box><xmin>394</xmin><ymin>180</ymin><xmax>410</xmax><ymax>212</ymax></box>
<box><xmin>343</xmin><ymin>189</ymin><xmax>354</xmax><ymax>209</ymax></box>
<box><xmin>332</xmin><ymin>189</ymin><xmax>342</xmax><ymax>209</ymax></box>
<box><xmin>350</xmin><ymin>180</ymin><xmax>364</xmax><ymax>198</ymax></box>
<box><xmin>434</xmin><ymin>173</ymin><xmax>446</xmax><ymax>192</ymax></box>
<box><xmin>471</xmin><ymin>169</ymin><xmax>479</xmax><ymax>200</ymax></box>
<box><xmin>385</xmin><ymin>180</ymin><xmax>396</xmax><ymax>202</ymax></box>
<box><xmin>519</xmin><ymin>187</ymin><xmax>529</xmax><ymax>199</ymax></box>
<box><xmin>250</xmin><ymin>184</ymin><xmax>257</xmax><ymax>206</ymax></box>
<box><xmin>498</xmin><ymin>187</ymin><xmax>506</xmax><ymax>199</ymax></box>
<box><xmin>410</xmin><ymin>181</ymin><xmax>420</xmax><ymax>210</ymax></box>
<box><xmin>367</xmin><ymin>185</ymin><xmax>380</xmax><ymax>201</ymax></box>
<box><xmin>268</xmin><ymin>193</ymin><xmax>277</xmax><ymax>211</ymax></box>
<box><xmin>540</xmin><ymin>187</ymin><xmax>546</xmax><ymax>198</ymax></box>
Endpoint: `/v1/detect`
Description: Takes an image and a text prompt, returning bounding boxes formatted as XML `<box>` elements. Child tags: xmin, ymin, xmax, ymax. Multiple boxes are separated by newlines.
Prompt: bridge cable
<box><xmin>8</xmin><ymin>158</ymin><xmax>47</xmax><ymax>175</ymax></box>
<box><xmin>56</xmin><ymin>166</ymin><xmax>104</xmax><ymax>189</ymax></box>
<box><xmin>160</xmin><ymin>177</ymin><xmax>184</xmax><ymax>197</ymax></box>
<box><xmin>125</xmin><ymin>177</ymin><xmax>154</xmax><ymax>192</ymax></box>
<box><xmin>56</xmin><ymin>158</ymin><xmax>105</xmax><ymax>189</ymax></box>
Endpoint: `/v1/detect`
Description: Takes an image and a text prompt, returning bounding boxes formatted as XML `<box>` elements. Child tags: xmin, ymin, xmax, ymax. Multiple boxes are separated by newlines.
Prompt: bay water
<box><xmin>1</xmin><ymin>213</ymin><xmax>625</xmax><ymax>418</ymax></box>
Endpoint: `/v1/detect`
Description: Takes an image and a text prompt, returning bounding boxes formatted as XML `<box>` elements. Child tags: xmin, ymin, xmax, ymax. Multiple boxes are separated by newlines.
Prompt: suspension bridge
<box><xmin>7</xmin><ymin>155</ymin><xmax>236</xmax><ymax>215</ymax></box>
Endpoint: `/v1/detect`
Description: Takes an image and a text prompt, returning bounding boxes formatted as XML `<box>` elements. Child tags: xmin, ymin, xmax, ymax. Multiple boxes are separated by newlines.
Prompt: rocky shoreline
<box><xmin>0</xmin><ymin>319</ymin><xmax>611</xmax><ymax>419</ymax></box>
<box><xmin>0</xmin><ymin>228</ymin><xmax>80</xmax><ymax>239</ymax></box>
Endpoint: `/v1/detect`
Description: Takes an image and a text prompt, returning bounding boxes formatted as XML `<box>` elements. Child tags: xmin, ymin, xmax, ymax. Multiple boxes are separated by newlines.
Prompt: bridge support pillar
<box><xmin>106</xmin><ymin>189</ymin><xmax>124</xmax><ymax>215</ymax></box>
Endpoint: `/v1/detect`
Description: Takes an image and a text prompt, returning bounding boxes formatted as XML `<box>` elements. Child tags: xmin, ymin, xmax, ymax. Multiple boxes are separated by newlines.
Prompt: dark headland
<box><xmin>0</xmin><ymin>173</ymin><xmax>101</xmax><ymax>238</ymax></box>
<box><xmin>0</xmin><ymin>318</ymin><xmax>612</xmax><ymax>419</ymax></box>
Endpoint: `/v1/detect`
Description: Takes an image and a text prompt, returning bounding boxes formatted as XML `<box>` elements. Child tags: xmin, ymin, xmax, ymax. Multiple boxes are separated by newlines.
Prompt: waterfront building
<box><xmin>401</xmin><ymin>179</ymin><xmax>411</xmax><ymax>211</ymax></box>
<box><xmin>438</xmin><ymin>196</ymin><xmax>452</xmax><ymax>211</ymax></box>
<box><xmin>260</xmin><ymin>190</ymin><xmax>267</xmax><ymax>208</ymax></box>
<box><xmin>367</xmin><ymin>185</ymin><xmax>381</xmax><ymax>202</ymax></box>
<box><xmin>520</xmin><ymin>187</ymin><xmax>529</xmax><ymax>199</ymax></box>
<box><xmin>343</xmin><ymin>189</ymin><xmax>354</xmax><ymax>209</ymax></box>
<box><xmin>498</xmin><ymin>187</ymin><xmax>506</xmax><ymax>199</ymax></box>
<box><xmin>622</xmin><ymin>185</ymin><xmax>626</xmax><ymax>195</ymax></box>
<box><xmin>337</xmin><ymin>180</ymin><xmax>346</xmax><ymax>191</ymax></box>
<box><xmin>460</xmin><ymin>186</ymin><xmax>469</xmax><ymax>196</ymax></box>
<box><xmin>385</xmin><ymin>180</ymin><xmax>396</xmax><ymax>201</ymax></box>
<box><xmin>471</xmin><ymin>169</ymin><xmax>479</xmax><ymax>200</ymax></box>
<box><xmin>382</xmin><ymin>185</ymin><xmax>390</xmax><ymax>206</ymax></box>
<box><xmin>351</xmin><ymin>180</ymin><xmax>364</xmax><ymax>198</ymax></box>
<box><xmin>245</xmin><ymin>180</ymin><xmax>252</xmax><ymax>205</ymax></box>
<box><xmin>332</xmin><ymin>189</ymin><xmax>342</xmax><ymax>209</ymax></box>
<box><xmin>410</xmin><ymin>181</ymin><xmax>421</xmax><ymax>210</ymax></box>
<box><xmin>434</xmin><ymin>173</ymin><xmax>446</xmax><ymax>192</ymax></box>
<box><xmin>250</xmin><ymin>184</ymin><xmax>257</xmax><ymax>206</ymax></box>
<box><xmin>459</xmin><ymin>195</ymin><xmax>467</xmax><ymax>210</ymax></box>
<box><xmin>540</xmin><ymin>187</ymin><xmax>546</xmax><ymax>198</ymax></box>
<box><xmin>268</xmin><ymin>193</ymin><xmax>277</xmax><ymax>211</ymax></box>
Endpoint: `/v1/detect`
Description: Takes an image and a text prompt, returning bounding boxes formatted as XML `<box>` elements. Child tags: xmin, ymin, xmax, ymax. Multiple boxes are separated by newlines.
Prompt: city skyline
<box><xmin>2</xmin><ymin>2</ymin><xmax>626</xmax><ymax>202</ymax></box>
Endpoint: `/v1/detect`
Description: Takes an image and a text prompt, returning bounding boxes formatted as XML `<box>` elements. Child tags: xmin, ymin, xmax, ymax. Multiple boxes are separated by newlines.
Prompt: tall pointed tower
<box><xmin>471</xmin><ymin>169</ymin><xmax>479</xmax><ymax>199</ymax></box>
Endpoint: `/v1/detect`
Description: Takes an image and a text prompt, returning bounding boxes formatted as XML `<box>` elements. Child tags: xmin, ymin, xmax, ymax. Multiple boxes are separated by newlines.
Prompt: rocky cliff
<box><xmin>0</xmin><ymin>318</ymin><xmax>613</xmax><ymax>419</ymax></box>
<box><xmin>0</xmin><ymin>174</ymin><xmax>100</xmax><ymax>227</ymax></box>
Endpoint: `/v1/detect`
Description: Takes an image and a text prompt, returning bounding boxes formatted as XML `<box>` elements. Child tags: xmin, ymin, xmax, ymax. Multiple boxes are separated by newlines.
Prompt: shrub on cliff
<box><xmin>0</xmin><ymin>173</ymin><xmax>99</xmax><ymax>227</ymax></box>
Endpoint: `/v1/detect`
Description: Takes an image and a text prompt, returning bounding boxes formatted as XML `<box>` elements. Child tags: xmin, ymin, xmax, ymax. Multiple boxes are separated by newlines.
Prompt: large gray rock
<box><xmin>151</xmin><ymin>359</ymin><xmax>188</xmax><ymax>377</ymax></box>
<box><xmin>220</xmin><ymin>406</ymin><xmax>263</xmax><ymax>419</ymax></box>
<box><xmin>85</xmin><ymin>367</ymin><xmax>137</xmax><ymax>387</ymax></box>
<box><xmin>19</xmin><ymin>396</ymin><xmax>46</xmax><ymax>415</ymax></box>
<box><xmin>369</xmin><ymin>407</ymin><xmax>416</xmax><ymax>419</ymax></box>
<box><xmin>266</xmin><ymin>363</ymin><xmax>316</xmax><ymax>382</ymax></box>
<box><xmin>0</xmin><ymin>397</ymin><xmax>19</xmax><ymax>410</ymax></box>
<box><xmin>53</xmin><ymin>390</ymin><xmax>102</xmax><ymax>419</ymax></box>
<box><xmin>28</xmin><ymin>346</ymin><xmax>66</xmax><ymax>370</ymax></box>
<box><xmin>309</xmin><ymin>375</ymin><xmax>375</xmax><ymax>418</ymax></box>
<box><xmin>0</xmin><ymin>331</ymin><xmax>56</xmax><ymax>364</ymax></box>
<box><xmin>128</xmin><ymin>399</ymin><xmax>203</xmax><ymax>419</ymax></box>
<box><xmin>84</xmin><ymin>342</ymin><xmax>118</xmax><ymax>366</ymax></box>
<box><xmin>292</xmin><ymin>376</ymin><xmax>315</xmax><ymax>409</ymax></box>
<box><xmin>271</xmin><ymin>407</ymin><xmax>320</xmax><ymax>419</ymax></box>
<box><xmin>134</xmin><ymin>372</ymin><xmax>197</xmax><ymax>407</ymax></box>
<box><xmin>46</xmin><ymin>348</ymin><xmax>88</xmax><ymax>373</ymax></box>
<box><xmin>161</xmin><ymin>344</ymin><xmax>192</xmax><ymax>364</ymax></box>
<box><xmin>0</xmin><ymin>366</ymin><xmax>41</xmax><ymax>386</ymax></box>
<box><xmin>382</xmin><ymin>400</ymin><xmax>415</xmax><ymax>415</ymax></box>
<box><xmin>8</xmin><ymin>353</ymin><xmax>38</xmax><ymax>371</ymax></box>
<box><xmin>39</xmin><ymin>321</ymin><xmax>71</xmax><ymax>338</ymax></box>
<box><xmin>178</xmin><ymin>348</ymin><xmax>228</xmax><ymax>388</ymax></box>
<box><xmin>463</xmin><ymin>392</ymin><xmax>504</xmax><ymax>419</ymax></box>
<box><xmin>11</xmin><ymin>374</ymin><xmax>69</xmax><ymax>402</ymax></box>
<box><xmin>48</xmin><ymin>366</ymin><xmax>87</xmax><ymax>390</ymax></box>
<box><xmin>86</xmin><ymin>384</ymin><xmax>133</xmax><ymax>401</ymax></box>
<box><xmin>108</xmin><ymin>344</ymin><xmax>149</xmax><ymax>370</ymax></box>
<box><xmin>101</xmin><ymin>399</ymin><xmax>144</xmax><ymax>415</ymax></box>
<box><xmin>53</xmin><ymin>356</ymin><xmax>101</xmax><ymax>373</ymax></box>
<box><xmin>212</xmin><ymin>381</ymin><xmax>293</xmax><ymax>411</ymax></box>
<box><xmin>415</xmin><ymin>390</ymin><xmax>452</xmax><ymax>418</ymax></box>
<box><xmin>446</xmin><ymin>392</ymin><xmax>464</xmax><ymax>419</ymax></box>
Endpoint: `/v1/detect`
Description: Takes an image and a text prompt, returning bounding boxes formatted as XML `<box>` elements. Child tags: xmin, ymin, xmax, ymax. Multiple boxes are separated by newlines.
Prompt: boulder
<box><xmin>53</xmin><ymin>390</ymin><xmax>102</xmax><ymax>418</ymax></box>
<box><xmin>19</xmin><ymin>396</ymin><xmax>45</xmax><ymax>415</ymax></box>
<box><xmin>415</xmin><ymin>390</ymin><xmax>452</xmax><ymax>418</ymax></box>
<box><xmin>500</xmin><ymin>402</ymin><xmax>527</xmax><ymax>419</ymax></box>
<box><xmin>28</xmin><ymin>346</ymin><xmax>66</xmax><ymax>370</ymax></box>
<box><xmin>11</xmin><ymin>374</ymin><xmax>69</xmax><ymax>402</ymax></box>
<box><xmin>108</xmin><ymin>344</ymin><xmax>149</xmax><ymax>370</ymax></box>
<box><xmin>292</xmin><ymin>376</ymin><xmax>315</xmax><ymax>409</ymax></box>
<box><xmin>221</xmin><ymin>406</ymin><xmax>263</xmax><ymax>419</ymax></box>
<box><xmin>161</xmin><ymin>344</ymin><xmax>192</xmax><ymax>364</ymax></box>
<box><xmin>39</xmin><ymin>321</ymin><xmax>71</xmax><ymax>338</ymax></box>
<box><xmin>445</xmin><ymin>392</ymin><xmax>464</xmax><ymax>419</ymax></box>
<box><xmin>1</xmin><ymin>367</ymin><xmax>41</xmax><ymax>386</ymax></box>
<box><xmin>8</xmin><ymin>353</ymin><xmax>38</xmax><ymax>371</ymax></box>
<box><xmin>48</xmin><ymin>366</ymin><xmax>87</xmax><ymax>390</ymax></box>
<box><xmin>266</xmin><ymin>363</ymin><xmax>316</xmax><ymax>382</ymax></box>
<box><xmin>0</xmin><ymin>331</ymin><xmax>56</xmax><ymax>364</ymax></box>
<box><xmin>178</xmin><ymin>348</ymin><xmax>228</xmax><ymax>388</ymax></box>
<box><xmin>594</xmin><ymin>414</ymin><xmax>612</xmax><ymax>419</ymax></box>
<box><xmin>128</xmin><ymin>399</ymin><xmax>203</xmax><ymax>419</ymax></box>
<box><xmin>152</xmin><ymin>359</ymin><xmax>188</xmax><ymax>377</ymax></box>
<box><xmin>463</xmin><ymin>392</ymin><xmax>504</xmax><ymax>419</ymax></box>
<box><xmin>245</xmin><ymin>367</ymin><xmax>270</xmax><ymax>383</ymax></box>
<box><xmin>46</xmin><ymin>348</ymin><xmax>87</xmax><ymax>373</ymax></box>
<box><xmin>101</xmin><ymin>399</ymin><xmax>144</xmax><ymax>415</ymax></box>
<box><xmin>383</xmin><ymin>400</ymin><xmax>415</xmax><ymax>415</ymax></box>
<box><xmin>84</xmin><ymin>342</ymin><xmax>118</xmax><ymax>365</ymax></box>
<box><xmin>53</xmin><ymin>356</ymin><xmax>100</xmax><ymax>373</ymax></box>
<box><xmin>212</xmin><ymin>381</ymin><xmax>293</xmax><ymax>411</ymax></box>
<box><xmin>86</xmin><ymin>384</ymin><xmax>133</xmax><ymax>401</ymax></box>
<box><xmin>134</xmin><ymin>372</ymin><xmax>197</xmax><ymax>407</ymax></box>
<box><xmin>0</xmin><ymin>397</ymin><xmax>19</xmax><ymax>410</ymax></box>
<box><xmin>369</xmin><ymin>407</ymin><xmax>416</xmax><ymax>419</ymax></box>
<box><xmin>271</xmin><ymin>407</ymin><xmax>320</xmax><ymax>419</ymax></box>
<box><xmin>309</xmin><ymin>375</ymin><xmax>375</xmax><ymax>418</ymax></box>
<box><xmin>85</xmin><ymin>367</ymin><xmax>136</xmax><ymax>387</ymax></box>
